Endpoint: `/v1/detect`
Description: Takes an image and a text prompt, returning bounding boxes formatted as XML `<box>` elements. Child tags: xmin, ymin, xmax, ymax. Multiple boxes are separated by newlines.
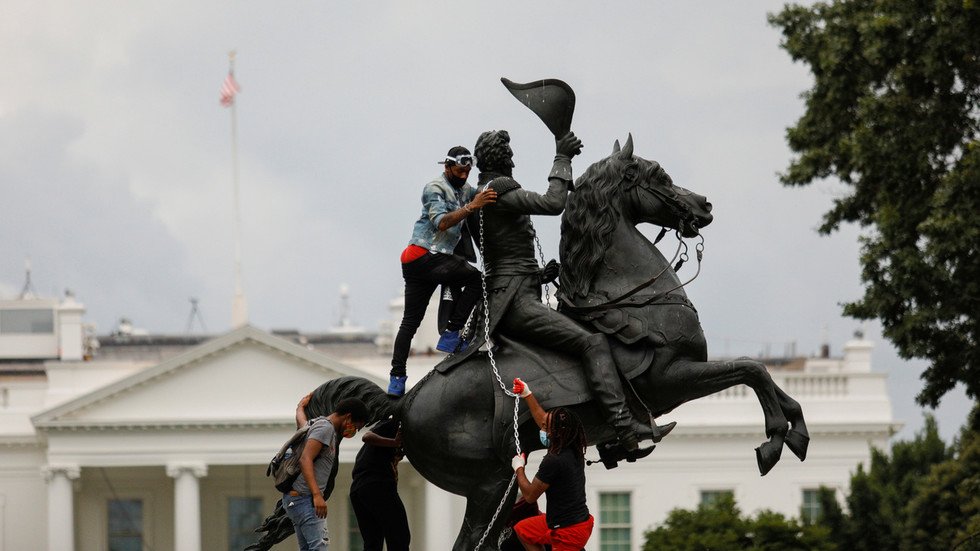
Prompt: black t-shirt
<box><xmin>536</xmin><ymin>447</ymin><xmax>590</xmax><ymax>528</ymax></box>
<box><xmin>350</xmin><ymin>419</ymin><xmax>400</xmax><ymax>493</ymax></box>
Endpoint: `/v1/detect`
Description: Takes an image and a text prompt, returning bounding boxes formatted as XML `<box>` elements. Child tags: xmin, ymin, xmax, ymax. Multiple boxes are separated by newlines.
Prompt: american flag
<box><xmin>220</xmin><ymin>72</ymin><xmax>240</xmax><ymax>107</ymax></box>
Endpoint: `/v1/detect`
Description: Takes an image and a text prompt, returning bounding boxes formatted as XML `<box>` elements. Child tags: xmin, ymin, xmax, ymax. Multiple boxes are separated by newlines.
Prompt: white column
<box><xmin>166</xmin><ymin>462</ymin><xmax>208</xmax><ymax>551</ymax></box>
<box><xmin>424</xmin><ymin>481</ymin><xmax>465</xmax><ymax>551</ymax></box>
<box><xmin>43</xmin><ymin>464</ymin><xmax>80</xmax><ymax>551</ymax></box>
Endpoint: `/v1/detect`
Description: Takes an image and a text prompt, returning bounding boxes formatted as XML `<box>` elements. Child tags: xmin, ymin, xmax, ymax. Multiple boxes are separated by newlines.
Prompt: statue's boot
<box><xmin>583</xmin><ymin>334</ymin><xmax>641</xmax><ymax>451</ymax></box>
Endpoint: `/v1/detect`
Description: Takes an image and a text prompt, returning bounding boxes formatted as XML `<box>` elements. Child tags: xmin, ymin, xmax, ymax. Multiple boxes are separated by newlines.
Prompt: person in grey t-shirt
<box><xmin>284</xmin><ymin>393</ymin><xmax>369</xmax><ymax>551</ymax></box>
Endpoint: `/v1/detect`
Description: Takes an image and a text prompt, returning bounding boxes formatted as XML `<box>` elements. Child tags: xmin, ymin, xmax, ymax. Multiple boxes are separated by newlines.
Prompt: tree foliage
<box><xmin>904</xmin><ymin>406</ymin><xmax>980</xmax><ymax>550</ymax></box>
<box><xmin>836</xmin><ymin>415</ymin><xmax>952</xmax><ymax>549</ymax></box>
<box><xmin>811</xmin><ymin>410</ymin><xmax>980</xmax><ymax>550</ymax></box>
<box><xmin>642</xmin><ymin>494</ymin><xmax>834</xmax><ymax>551</ymax></box>
<box><xmin>769</xmin><ymin>0</ymin><xmax>980</xmax><ymax>406</ymax></box>
<box><xmin>642</xmin><ymin>411</ymin><xmax>980</xmax><ymax>550</ymax></box>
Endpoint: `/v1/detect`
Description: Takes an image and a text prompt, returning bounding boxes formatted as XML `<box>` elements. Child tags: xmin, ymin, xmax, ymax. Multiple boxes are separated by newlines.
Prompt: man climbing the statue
<box><xmin>388</xmin><ymin>146</ymin><xmax>498</xmax><ymax>397</ymax></box>
<box><xmin>467</xmin><ymin>129</ymin><xmax>672</xmax><ymax>451</ymax></box>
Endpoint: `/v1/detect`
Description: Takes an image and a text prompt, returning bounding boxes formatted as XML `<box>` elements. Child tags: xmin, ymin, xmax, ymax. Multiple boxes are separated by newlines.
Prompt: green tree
<box><xmin>751</xmin><ymin>510</ymin><xmax>834</xmax><ymax>551</ymax></box>
<box><xmin>803</xmin><ymin>414</ymin><xmax>961</xmax><ymax>549</ymax></box>
<box><xmin>769</xmin><ymin>1</ymin><xmax>980</xmax><ymax>407</ymax></box>
<box><xmin>643</xmin><ymin>495</ymin><xmax>749</xmax><ymax>551</ymax></box>
<box><xmin>833</xmin><ymin>416</ymin><xmax>953</xmax><ymax>549</ymax></box>
<box><xmin>642</xmin><ymin>494</ymin><xmax>834</xmax><ymax>551</ymax></box>
<box><xmin>815</xmin><ymin>486</ymin><xmax>850</xmax><ymax>549</ymax></box>
<box><xmin>904</xmin><ymin>405</ymin><xmax>980</xmax><ymax>550</ymax></box>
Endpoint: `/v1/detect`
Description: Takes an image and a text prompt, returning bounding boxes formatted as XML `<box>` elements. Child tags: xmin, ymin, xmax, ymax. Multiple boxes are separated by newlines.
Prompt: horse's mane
<box><xmin>560</xmin><ymin>157</ymin><xmax>626</xmax><ymax>299</ymax></box>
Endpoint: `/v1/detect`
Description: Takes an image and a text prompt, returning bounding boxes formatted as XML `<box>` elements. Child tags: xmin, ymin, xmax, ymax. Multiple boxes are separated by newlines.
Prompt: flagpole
<box><xmin>228</xmin><ymin>50</ymin><xmax>248</xmax><ymax>328</ymax></box>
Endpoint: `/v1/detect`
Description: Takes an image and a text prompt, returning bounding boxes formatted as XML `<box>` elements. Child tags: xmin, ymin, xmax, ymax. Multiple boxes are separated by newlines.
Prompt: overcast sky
<box><xmin>0</xmin><ymin>1</ymin><xmax>971</xmax><ymax>442</ymax></box>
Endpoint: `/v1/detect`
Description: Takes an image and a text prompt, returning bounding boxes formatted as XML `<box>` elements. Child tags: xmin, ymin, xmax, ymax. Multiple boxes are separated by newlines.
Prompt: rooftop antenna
<box><xmin>18</xmin><ymin>257</ymin><xmax>37</xmax><ymax>299</ymax></box>
<box><xmin>223</xmin><ymin>50</ymin><xmax>248</xmax><ymax>328</ymax></box>
<box><xmin>186</xmin><ymin>297</ymin><xmax>207</xmax><ymax>334</ymax></box>
<box><xmin>338</xmin><ymin>284</ymin><xmax>352</xmax><ymax>328</ymax></box>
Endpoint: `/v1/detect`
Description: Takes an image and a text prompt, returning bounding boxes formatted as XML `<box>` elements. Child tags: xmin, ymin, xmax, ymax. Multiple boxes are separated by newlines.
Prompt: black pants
<box><xmin>350</xmin><ymin>482</ymin><xmax>410</xmax><ymax>551</ymax></box>
<box><xmin>390</xmin><ymin>252</ymin><xmax>481</xmax><ymax>376</ymax></box>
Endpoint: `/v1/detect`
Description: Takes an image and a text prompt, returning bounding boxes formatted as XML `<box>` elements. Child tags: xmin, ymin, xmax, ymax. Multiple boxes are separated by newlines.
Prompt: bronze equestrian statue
<box><xmin>249</xmin><ymin>131</ymin><xmax>809</xmax><ymax>551</ymax></box>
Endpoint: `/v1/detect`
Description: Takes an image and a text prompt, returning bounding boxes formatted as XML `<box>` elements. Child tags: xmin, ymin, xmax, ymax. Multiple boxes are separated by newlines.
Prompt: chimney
<box><xmin>819</xmin><ymin>324</ymin><xmax>830</xmax><ymax>358</ymax></box>
<box><xmin>843</xmin><ymin>327</ymin><xmax>874</xmax><ymax>372</ymax></box>
<box><xmin>57</xmin><ymin>290</ymin><xmax>85</xmax><ymax>361</ymax></box>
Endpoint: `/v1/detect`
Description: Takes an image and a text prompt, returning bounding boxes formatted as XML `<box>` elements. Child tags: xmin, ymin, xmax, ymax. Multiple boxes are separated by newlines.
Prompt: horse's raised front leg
<box><xmin>453</xmin><ymin>465</ymin><xmax>519</xmax><ymax>551</ymax></box>
<box><xmin>773</xmin><ymin>383</ymin><xmax>809</xmax><ymax>461</ymax></box>
<box><xmin>653</xmin><ymin>358</ymin><xmax>789</xmax><ymax>475</ymax></box>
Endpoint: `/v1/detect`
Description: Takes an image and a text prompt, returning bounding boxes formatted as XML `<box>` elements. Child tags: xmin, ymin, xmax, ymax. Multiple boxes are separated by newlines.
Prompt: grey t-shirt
<box><xmin>291</xmin><ymin>417</ymin><xmax>337</xmax><ymax>496</ymax></box>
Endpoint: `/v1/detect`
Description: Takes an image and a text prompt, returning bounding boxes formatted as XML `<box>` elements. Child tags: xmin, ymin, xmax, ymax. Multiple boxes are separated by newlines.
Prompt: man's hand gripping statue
<box><xmin>471</xmin><ymin>129</ymin><xmax>674</xmax><ymax>452</ymax></box>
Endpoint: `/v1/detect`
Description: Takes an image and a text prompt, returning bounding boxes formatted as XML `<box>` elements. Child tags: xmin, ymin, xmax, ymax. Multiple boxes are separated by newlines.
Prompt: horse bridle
<box><xmin>558</xmin><ymin>168</ymin><xmax>706</xmax><ymax>315</ymax></box>
<box><xmin>628</xmin><ymin>165</ymin><xmax>702</xmax><ymax>239</ymax></box>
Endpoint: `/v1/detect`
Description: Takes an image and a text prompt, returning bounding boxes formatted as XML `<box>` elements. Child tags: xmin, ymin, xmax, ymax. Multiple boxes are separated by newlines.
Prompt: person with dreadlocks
<box><xmin>510</xmin><ymin>377</ymin><xmax>593</xmax><ymax>551</ymax></box>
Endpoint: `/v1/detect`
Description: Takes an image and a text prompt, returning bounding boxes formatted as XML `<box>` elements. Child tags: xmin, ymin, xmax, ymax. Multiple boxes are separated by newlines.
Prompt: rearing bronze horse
<box><xmin>250</xmin><ymin>136</ymin><xmax>808</xmax><ymax>551</ymax></box>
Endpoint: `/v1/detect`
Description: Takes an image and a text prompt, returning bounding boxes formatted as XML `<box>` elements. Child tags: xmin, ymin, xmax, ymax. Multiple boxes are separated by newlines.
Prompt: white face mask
<box><xmin>539</xmin><ymin>430</ymin><xmax>550</xmax><ymax>447</ymax></box>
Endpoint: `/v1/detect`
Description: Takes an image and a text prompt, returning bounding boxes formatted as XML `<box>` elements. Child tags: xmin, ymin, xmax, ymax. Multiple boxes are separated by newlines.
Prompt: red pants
<box><xmin>514</xmin><ymin>513</ymin><xmax>594</xmax><ymax>551</ymax></box>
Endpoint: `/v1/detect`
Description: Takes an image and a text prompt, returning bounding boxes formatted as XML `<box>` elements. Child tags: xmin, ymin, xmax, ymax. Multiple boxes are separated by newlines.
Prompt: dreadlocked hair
<box><xmin>547</xmin><ymin>407</ymin><xmax>587</xmax><ymax>458</ymax></box>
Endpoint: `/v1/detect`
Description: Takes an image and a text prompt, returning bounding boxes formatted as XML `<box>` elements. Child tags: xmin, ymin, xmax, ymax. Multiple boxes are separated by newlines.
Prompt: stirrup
<box><xmin>594</xmin><ymin>440</ymin><xmax>655</xmax><ymax>469</ymax></box>
<box><xmin>616</xmin><ymin>428</ymin><xmax>640</xmax><ymax>452</ymax></box>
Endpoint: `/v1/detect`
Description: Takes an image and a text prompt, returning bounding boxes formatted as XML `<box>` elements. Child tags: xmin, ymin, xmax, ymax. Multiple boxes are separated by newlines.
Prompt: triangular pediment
<box><xmin>32</xmin><ymin>325</ymin><xmax>385</xmax><ymax>429</ymax></box>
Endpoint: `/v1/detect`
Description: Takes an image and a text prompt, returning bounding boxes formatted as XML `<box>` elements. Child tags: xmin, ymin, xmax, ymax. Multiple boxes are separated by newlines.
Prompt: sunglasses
<box><xmin>443</xmin><ymin>154</ymin><xmax>476</xmax><ymax>167</ymax></box>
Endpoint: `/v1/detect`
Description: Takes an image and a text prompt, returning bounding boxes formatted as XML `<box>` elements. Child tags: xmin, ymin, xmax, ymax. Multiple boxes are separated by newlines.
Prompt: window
<box><xmin>0</xmin><ymin>309</ymin><xmax>54</xmax><ymax>334</ymax></box>
<box><xmin>108</xmin><ymin>499</ymin><xmax>143</xmax><ymax>551</ymax></box>
<box><xmin>348</xmin><ymin>501</ymin><xmax>363</xmax><ymax>551</ymax></box>
<box><xmin>228</xmin><ymin>497</ymin><xmax>264</xmax><ymax>551</ymax></box>
<box><xmin>700</xmin><ymin>489</ymin><xmax>734</xmax><ymax>507</ymax></box>
<box><xmin>801</xmin><ymin>489</ymin><xmax>822</xmax><ymax>524</ymax></box>
<box><xmin>599</xmin><ymin>492</ymin><xmax>631</xmax><ymax>551</ymax></box>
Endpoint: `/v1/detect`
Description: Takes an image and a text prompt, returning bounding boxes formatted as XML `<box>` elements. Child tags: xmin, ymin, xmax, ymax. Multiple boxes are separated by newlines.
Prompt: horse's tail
<box><xmin>306</xmin><ymin>376</ymin><xmax>402</xmax><ymax>425</ymax></box>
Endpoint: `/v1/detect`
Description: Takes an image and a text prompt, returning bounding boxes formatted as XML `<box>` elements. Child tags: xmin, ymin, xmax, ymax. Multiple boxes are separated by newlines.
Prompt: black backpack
<box><xmin>267</xmin><ymin>418</ymin><xmax>320</xmax><ymax>493</ymax></box>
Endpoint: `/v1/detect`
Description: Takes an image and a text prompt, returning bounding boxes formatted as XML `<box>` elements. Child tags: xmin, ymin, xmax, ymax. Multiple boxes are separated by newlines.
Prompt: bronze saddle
<box><xmin>433</xmin><ymin>323</ymin><xmax>655</xmax><ymax>458</ymax></box>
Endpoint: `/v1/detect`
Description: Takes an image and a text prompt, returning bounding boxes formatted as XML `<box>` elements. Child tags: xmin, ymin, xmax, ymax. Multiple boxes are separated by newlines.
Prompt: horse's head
<box><xmin>560</xmin><ymin>134</ymin><xmax>713</xmax><ymax>298</ymax></box>
<box><xmin>609</xmin><ymin>134</ymin><xmax>713</xmax><ymax>236</ymax></box>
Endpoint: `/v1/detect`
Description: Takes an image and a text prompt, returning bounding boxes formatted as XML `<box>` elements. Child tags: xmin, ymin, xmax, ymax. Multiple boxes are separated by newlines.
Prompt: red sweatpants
<box><xmin>514</xmin><ymin>513</ymin><xmax>594</xmax><ymax>551</ymax></box>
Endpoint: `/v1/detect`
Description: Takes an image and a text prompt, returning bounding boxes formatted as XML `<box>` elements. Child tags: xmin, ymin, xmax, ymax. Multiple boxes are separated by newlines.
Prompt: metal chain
<box><xmin>497</xmin><ymin>527</ymin><xmax>514</xmax><ymax>549</ymax></box>
<box><xmin>532</xmin><ymin>229</ymin><xmax>551</xmax><ymax>309</ymax></box>
<box><xmin>477</xmin><ymin>207</ymin><xmax>523</xmax><ymax>453</ymax></box>
<box><xmin>474</xmin><ymin>206</ymin><xmax>524</xmax><ymax>551</ymax></box>
<box><xmin>474</xmin><ymin>473</ymin><xmax>517</xmax><ymax>551</ymax></box>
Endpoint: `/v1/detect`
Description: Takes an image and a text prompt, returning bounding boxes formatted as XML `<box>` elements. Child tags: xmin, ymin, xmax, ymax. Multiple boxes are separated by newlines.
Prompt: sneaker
<box><xmin>436</xmin><ymin>329</ymin><xmax>468</xmax><ymax>353</ymax></box>
<box><xmin>387</xmin><ymin>375</ymin><xmax>407</xmax><ymax>397</ymax></box>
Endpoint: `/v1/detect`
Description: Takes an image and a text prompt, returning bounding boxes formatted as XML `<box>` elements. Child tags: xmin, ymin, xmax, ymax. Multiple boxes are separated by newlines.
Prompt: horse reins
<box><xmin>558</xmin><ymin>229</ymin><xmax>705</xmax><ymax>315</ymax></box>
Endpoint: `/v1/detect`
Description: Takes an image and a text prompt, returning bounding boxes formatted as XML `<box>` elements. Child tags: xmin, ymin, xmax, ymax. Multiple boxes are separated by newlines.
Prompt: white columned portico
<box><xmin>166</xmin><ymin>462</ymin><xmax>208</xmax><ymax>551</ymax></box>
<box><xmin>44</xmin><ymin>464</ymin><xmax>80</xmax><ymax>551</ymax></box>
<box><xmin>425</xmin><ymin>481</ymin><xmax>464</xmax><ymax>551</ymax></box>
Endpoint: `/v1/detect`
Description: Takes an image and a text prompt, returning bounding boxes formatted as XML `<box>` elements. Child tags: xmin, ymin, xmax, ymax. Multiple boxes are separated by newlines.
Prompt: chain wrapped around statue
<box><xmin>250</xmin><ymin>77</ymin><xmax>810</xmax><ymax>551</ymax></box>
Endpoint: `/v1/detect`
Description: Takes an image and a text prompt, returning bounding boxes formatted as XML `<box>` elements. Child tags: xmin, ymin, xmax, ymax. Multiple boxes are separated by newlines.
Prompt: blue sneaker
<box><xmin>387</xmin><ymin>375</ymin><xmax>407</xmax><ymax>397</ymax></box>
<box><xmin>436</xmin><ymin>329</ymin><xmax>468</xmax><ymax>353</ymax></box>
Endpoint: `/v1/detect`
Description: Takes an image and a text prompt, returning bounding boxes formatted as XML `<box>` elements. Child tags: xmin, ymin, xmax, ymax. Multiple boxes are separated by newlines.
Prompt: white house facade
<box><xmin>0</xmin><ymin>292</ymin><xmax>897</xmax><ymax>551</ymax></box>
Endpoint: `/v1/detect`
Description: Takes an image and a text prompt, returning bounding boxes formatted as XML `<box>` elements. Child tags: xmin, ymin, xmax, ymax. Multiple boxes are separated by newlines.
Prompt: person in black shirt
<box><xmin>511</xmin><ymin>378</ymin><xmax>594</xmax><ymax>551</ymax></box>
<box><xmin>349</xmin><ymin>417</ymin><xmax>410</xmax><ymax>551</ymax></box>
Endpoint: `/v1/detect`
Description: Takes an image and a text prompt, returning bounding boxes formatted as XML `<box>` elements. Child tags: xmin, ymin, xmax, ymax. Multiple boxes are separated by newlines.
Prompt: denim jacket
<box><xmin>408</xmin><ymin>174</ymin><xmax>476</xmax><ymax>255</ymax></box>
